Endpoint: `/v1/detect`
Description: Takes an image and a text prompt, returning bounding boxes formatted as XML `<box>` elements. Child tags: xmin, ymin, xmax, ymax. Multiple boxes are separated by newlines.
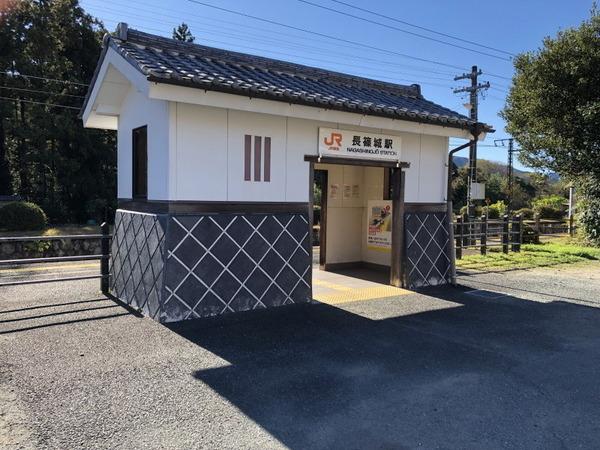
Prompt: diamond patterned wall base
<box><xmin>162</xmin><ymin>213</ymin><xmax>311</xmax><ymax>322</ymax></box>
<box><xmin>110</xmin><ymin>210</ymin><xmax>167</xmax><ymax>320</ymax></box>
<box><xmin>110</xmin><ymin>209</ymin><xmax>312</xmax><ymax>323</ymax></box>
<box><xmin>405</xmin><ymin>212</ymin><xmax>451</xmax><ymax>289</ymax></box>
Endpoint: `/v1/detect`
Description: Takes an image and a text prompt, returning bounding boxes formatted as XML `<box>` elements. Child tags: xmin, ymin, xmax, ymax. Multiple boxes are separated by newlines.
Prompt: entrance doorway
<box><xmin>307</xmin><ymin>156</ymin><xmax>408</xmax><ymax>296</ymax></box>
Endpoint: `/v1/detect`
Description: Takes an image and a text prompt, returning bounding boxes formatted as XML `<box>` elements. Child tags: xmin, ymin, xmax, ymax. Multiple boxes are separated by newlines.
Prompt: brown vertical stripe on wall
<box><xmin>244</xmin><ymin>135</ymin><xmax>252</xmax><ymax>181</ymax></box>
<box><xmin>264</xmin><ymin>137</ymin><xmax>271</xmax><ymax>182</ymax></box>
<box><xmin>254</xmin><ymin>136</ymin><xmax>262</xmax><ymax>181</ymax></box>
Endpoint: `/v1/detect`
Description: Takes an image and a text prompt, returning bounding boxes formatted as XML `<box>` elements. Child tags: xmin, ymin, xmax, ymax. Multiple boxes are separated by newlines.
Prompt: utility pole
<box><xmin>454</xmin><ymin>66</ymin><xmax>490</xmax><ymax>217</ymax></box>
<box><xmin>494</xmin><ymin>138</ymin><xmax>519</xmax><ymax>214</ymax></box>
<box><xmin>568</xmin><ymin>184</ymin><xmax>575</xmax><ymax>236</ymax></box>
<box><xmin>507</xmin><ymin>138</ymin><xmax>514</xmax><ymax>212</ymax></box>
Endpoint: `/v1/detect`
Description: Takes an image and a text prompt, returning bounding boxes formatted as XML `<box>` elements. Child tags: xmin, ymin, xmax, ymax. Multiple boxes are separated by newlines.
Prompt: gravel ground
<box><xmin>457</xmin><ymin>261</ymin><xmax>600</xmax><ymax>307</ymax></box>
<box><xmin>1</xmin><ymin>262</ymin><xmax>600</xmax><ymax>449</ymax></box>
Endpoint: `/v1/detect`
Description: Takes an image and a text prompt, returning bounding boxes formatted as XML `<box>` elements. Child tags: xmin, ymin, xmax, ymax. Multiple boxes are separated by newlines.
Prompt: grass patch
<box><xmin>457</xmin><ymin>242</ymin><xmax>600</xmax><ymax>271</ymax></box>
<box><xmin>522</xmin><ymin>243</ymin><xmax>600</xmax><ymax>260</ymax></box>
<box><xmin>0</xmin><ymin>224</ymin><xmax>101</xmax><ymax>237</ymax></box>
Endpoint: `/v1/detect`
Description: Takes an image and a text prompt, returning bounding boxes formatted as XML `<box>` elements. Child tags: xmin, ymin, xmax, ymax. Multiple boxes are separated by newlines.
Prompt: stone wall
<box><xmin>0</xmin><ymin>237</ymin><xmax>102</xmax><ymax>260</ymax></box>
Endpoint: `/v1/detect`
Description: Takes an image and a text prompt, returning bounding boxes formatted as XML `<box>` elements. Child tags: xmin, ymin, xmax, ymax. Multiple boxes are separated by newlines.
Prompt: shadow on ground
<box><xmin>0</xmin><ymin>296</ymin><xmax>135</xmax><ymax>335</ymax></box>
<box><xmin>166</xmin><ymin>285</ymin><xmax>600</xmax><ymax>449</ymax></box>
<box><xmin>324</xmin><ymin>266</ymin><xmax>390</xmax><ymax>284</ymax></box>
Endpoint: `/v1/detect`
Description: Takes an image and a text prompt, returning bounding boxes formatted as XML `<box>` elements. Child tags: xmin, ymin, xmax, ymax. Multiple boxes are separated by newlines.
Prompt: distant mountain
<box><xmin>452</xmin><ymin>156</ymin><xmax>559</xmax><ymax>181</ymax></box>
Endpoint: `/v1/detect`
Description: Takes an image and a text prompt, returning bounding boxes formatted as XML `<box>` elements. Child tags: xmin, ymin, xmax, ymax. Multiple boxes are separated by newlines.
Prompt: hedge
<box><xmin>0</xmin><ymin>201</ymin><xmax>47</xmax><ymax>231</ymax></box>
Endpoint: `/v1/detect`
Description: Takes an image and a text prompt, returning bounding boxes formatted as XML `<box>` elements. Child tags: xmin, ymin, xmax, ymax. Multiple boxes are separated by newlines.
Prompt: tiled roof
<box><xmin>94</xmin><ymin>24</ymin><xmax>491</xmax><ymax>131</ymax></box>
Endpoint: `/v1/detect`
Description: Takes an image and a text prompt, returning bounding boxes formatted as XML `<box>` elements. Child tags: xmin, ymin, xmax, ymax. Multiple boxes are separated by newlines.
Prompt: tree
<box><xmin>501</xmin><ymin>6</ymin><xmax>600</xmax><ymax>244</ymax></box>
<box><xmin>451</xmin><ymin>164</ymin><xmax>468</xmax><ymax>211</ymax></box>
<box><xmin>482</xmin><ymin>172</ymin><xmax>505</xmax><ymax>204</ymax></box>
<box><xmin>172</xmin><ymin>22</ymin><xmax>195</xmax><ymax>42</ymax></box>
<box><xmin>0</xmin><ymin>0</ymin><xmax>116</xmax><ymax>223</ymax></box>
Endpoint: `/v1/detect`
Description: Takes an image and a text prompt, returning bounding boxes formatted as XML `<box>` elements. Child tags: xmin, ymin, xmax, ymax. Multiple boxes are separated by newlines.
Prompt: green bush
<box><xmin>84</xmin><ymin>198</ymin><xmax>108</xmax><ymax>223</ymax></box>
<box><xmin>459</xmin><ymin>205</ymin><xmax>483</xmax><ymax>217</ymax></box>
<box><xmin>532</xmin><ymin>195</ymin><xmax>566</xmax><ymax>219</ymax></box>
<box><xmin>535</xmin><ymin>205</ymin><xmax>564</xmax><ymax>219</ymax></box>
<box><xmin>578</xmin><ymin>197</ymin><xmax>600</xmax><ymax>246</ymax></box>
<box><xmin>576</xmin><ymin>176</ymin><xmax>600</xmax><ymax>247</ymax></box>
<box><xmin>515</xmin><ymin>207</ymin><xmax>534</xmax><ymax>219</ymax></box>
<box><xmin>0</xmin><ymin>201</ymin><xmax>47</xmax><ymax>231</ymax></box>
<box><xmin>484</xmin><ymin>201</ymin><xmax>506</xmax><ymax>219</ymax></box>
<box><xmin>522</xmin><ymin>223</ymin><xmax>540</xmax><ymax>244</ymax></box>
<box><xmin>458</xmin><ymin>202</ymin><xmax>507</xmax><ymax>219</ymax></box>
<box><xmin>532</xmin><ymin>195</ymin><xmax>566</xmax><ymax>210</ymax></box>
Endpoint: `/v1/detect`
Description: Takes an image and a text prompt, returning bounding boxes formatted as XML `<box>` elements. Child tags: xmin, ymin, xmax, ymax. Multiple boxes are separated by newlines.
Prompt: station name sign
<box><xmin>318</xmin><ymin>128</ymin><xmax>401</xmax><ymax>161</ymax></box>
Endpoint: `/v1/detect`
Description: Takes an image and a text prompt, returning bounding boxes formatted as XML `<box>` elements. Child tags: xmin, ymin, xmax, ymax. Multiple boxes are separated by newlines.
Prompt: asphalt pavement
<box><xmin>1</xmin><ymin>262</ymin><xmax>600</xmax><ymax>449</ymax></box>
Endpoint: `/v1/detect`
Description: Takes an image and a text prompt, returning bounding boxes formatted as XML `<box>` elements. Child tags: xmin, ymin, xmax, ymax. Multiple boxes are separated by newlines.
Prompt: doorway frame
<box><xmin>305</xmin><ymin>155</ymin><xmax>410</xmax><ymax>288</ymax></box>
<box><xmin>313</xmin><ymin>169</ymin><xmax>328</xmax><ymax>268</ymax></box>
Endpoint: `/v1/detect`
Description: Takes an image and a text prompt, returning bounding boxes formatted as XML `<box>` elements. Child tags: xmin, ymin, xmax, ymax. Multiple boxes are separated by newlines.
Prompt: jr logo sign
<box><xmin>318</xmin><ymin>128</ymin><xmax>401</xmax><ymax>162</ymax></box>
<box><xmin>323</xmin><ymin>132</ymin><xmax>343</xmax><ymax>150</ymax></box>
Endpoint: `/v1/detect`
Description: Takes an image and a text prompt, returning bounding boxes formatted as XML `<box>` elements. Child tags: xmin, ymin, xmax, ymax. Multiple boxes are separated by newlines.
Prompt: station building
<box><xmin>82</xmin><ymin>23</ymin><xmax>490</xmax><ymax>322</ymax></box>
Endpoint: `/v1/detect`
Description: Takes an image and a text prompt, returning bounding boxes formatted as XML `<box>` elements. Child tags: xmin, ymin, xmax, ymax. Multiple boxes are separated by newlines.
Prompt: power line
<box><xmin>0</xmin><ymin>70</ymin><xmax>88</xmax><ymax>86</ymax></box>
<box><xmin>0</xmin><ymin>85</ymin><xmax>85</xmax><ymax>98</ymax></box>
<box><xmin>329</xmin><ymin>0</ymin><xmax>515</xmax><ymax>57</ymax></box>
<box><xmin>296</xmin><ymin>0</ymin><xmax>512</xmax><ymax>61</ymax></box>
<box><xmin>0</xmin><ymin>96</ymin><xmax>81</xmax><ymax>110</ymax></box>
<box><xmin>100</xmin><ymin>18</ymin><xmax>459</xmax><ymax>89</ymax></box>
<box><xmin>96</xmin><ymin>8</ymin><xmax>444</xmax><ymax>76</ymax></box>
<box><xmin>486</xmin><ymin>94</ymin><xmax>507</xmax><ymax>102</ymax></box>
<box><xmin>184</xmin><ymin>0</ymin><xmax>469</xmax><ymax>71</ymax></box>
<box><xmin>89</xmin><ymin>0</ymin><xmax>517</xmax><ymax>81</ymax></box>
<box><xmin>450</xmin><ymin>143</ymin><xmax>503</xmax><ymax>148</ymax></box>
<box><xmin>94</xmin><ymin>0</ymin><xmax>362</xmax><ymax>55</ymax></box>
<box><xmin>486</xmin><ymin>73</ymin><xmax>512</xmax><ymax>81</ymax></box>
<box><xmin>94</xmin><ymin>4</ymin><xmax>461</xmax><ymax>79</ymax></box>
<box><xmin>91</xmin><ymin>0</ymin><xmax>514</xmax><ymax>81</ymax></box>
<box><xmin>489</xmin><ymin>86</ymin><xmax>510</xmax><ymax>93</ymax></box>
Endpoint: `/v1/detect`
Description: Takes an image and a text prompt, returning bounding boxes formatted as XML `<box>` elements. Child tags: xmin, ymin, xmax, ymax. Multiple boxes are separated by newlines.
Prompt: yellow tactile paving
<box><xmin>312</xmin><ymin>278</ymin><xmax>353</xmax><ymax>291</ymax></box>
<box><xmin>313</xmin><ymin>276</ymin><xmax>411</xmax><ymax>305</ymax></box>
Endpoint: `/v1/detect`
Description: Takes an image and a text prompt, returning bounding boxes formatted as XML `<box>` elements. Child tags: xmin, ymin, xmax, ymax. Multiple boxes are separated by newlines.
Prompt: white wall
<box><xmin>317</xmin><ymin>163</ymin><xmax>364</xmax><ymax>264</ymax></box>
<box><xmin>150</xmin><ymin>83</ymin><xmax>473</xmax><ymax>140</ymax></box>
<box><xmin>418</xmin><ymin>134</ymin><xmax>449</xmax><ymax>202</ymax></box>
<box><xmin>286</xmin><ymin>117</ymin><xmax>335</xmax><ymax>202</ymax></box>
<box><xmin>117</xmin><ymin>87</ymin><xmax>170</xmax><ymax>200</ymax></box>
<box><xmin>174</xmin><ymin>103</ymin><xmax>228</xmax><ymax>201</ymax></box>
<box><xmin>168</xmin><ymin>105</ymin><xmax>449</xmax><ymax>204</ymax></box>
<box><xmin>116</xmin><ymin>98</ymin><xmax>449</xmax><ymax>203</ymax></box>
<box><xmin>227</xmin><ymin>110</ymin><xmax>287</xmax><ymax>202</ymax></box>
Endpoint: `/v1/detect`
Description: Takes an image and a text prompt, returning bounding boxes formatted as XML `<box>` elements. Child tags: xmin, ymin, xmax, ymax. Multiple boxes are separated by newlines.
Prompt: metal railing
<box><xmin>453</xmin><ymin>214</ymin><xmax>523</xmax><ymax>259</ymax></box>
<box><xmin>0</xmin><ymin>222</ymin><xmax>111</xmax><ymax>294</ymax></box>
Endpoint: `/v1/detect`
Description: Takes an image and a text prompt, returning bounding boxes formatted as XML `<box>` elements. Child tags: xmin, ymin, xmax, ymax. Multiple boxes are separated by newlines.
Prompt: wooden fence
<box><xmin>453</xmin><ymin>214</ymin><xmax>578</xmax><ymax>258</ymax></box>
<box><xmin>524</xmin><ymin>217</ymin><xmax>576</xmax><ymax>239</ymax></box>
<box><xmin>453</xmin><ymin>215</ymin><xmax>522</xmax><ymax>259</ymax></box>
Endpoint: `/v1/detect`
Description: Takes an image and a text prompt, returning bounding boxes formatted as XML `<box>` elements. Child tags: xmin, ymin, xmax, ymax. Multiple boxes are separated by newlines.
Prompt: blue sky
<box><xmin>80</xmin><ymin>0</ymin><xmax>595</xmax><ymax>170</ymax></box>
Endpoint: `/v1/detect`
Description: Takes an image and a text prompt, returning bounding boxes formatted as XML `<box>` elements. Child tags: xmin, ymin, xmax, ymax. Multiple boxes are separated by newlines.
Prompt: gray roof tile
<box><xmin>92</xmin><ymin>26</ymin><xmax>491</xmax><ymax>131</ymax></box>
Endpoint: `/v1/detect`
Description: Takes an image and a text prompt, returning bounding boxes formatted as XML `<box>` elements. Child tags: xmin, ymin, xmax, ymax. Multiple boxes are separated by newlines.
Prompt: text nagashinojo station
<box><xmin>82</xmin><ymin>23</ymin><xmax>492</xmax><ymax>323</ymax></box>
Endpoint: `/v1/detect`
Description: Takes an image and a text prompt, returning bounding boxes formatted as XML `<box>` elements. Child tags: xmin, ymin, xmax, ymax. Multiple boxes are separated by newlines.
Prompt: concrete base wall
<box><xmin>110</xmin><ymin>209</ymin><xmax>312</xmax><ymax>322</ymax></box>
